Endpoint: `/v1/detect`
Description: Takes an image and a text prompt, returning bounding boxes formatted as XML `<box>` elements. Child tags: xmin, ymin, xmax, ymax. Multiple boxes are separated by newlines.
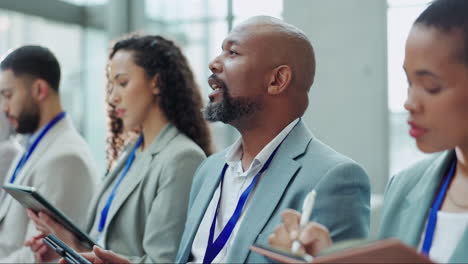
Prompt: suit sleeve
<box><xmin>126</xmin><ymin>149</ymin><xmax>205</xmax><ymax>263</ymax></box>
<box><xmin>1</xmin><ymin>151</ymin><xmax>97</xmax><ymax>262</ymax></box>
<box><xmin>313</xmin><ymin>162</ymin><xmax>371</xmax><ymax>242</ymax></box>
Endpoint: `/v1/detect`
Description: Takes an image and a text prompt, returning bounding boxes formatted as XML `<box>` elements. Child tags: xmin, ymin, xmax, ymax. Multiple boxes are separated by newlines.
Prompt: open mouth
<box><xmin>116</xmin><ymin>108</ymin><xmax>126</xmax><ymax>118</ymax></box>
<box><xmin>208</xmin><ymin>76</ymin><xmax>225</xmax><ymax>102</ymax></box>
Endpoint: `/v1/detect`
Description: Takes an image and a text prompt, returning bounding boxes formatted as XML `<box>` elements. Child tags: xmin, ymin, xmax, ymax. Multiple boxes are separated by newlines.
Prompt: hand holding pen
<box><xmin>291</xmin><ymin>190</ymin><xmax>316</xmax><ymax>253</ymax></box>
<box><xmin>269</xmin><ymin>190</ymin><xmax>333</xmax><ymax>259</ymax></box>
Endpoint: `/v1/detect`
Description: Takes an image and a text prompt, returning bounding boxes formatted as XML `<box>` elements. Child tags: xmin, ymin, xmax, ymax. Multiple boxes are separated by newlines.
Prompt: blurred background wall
<box><xmin>0</xmin><ymin>0</ymin><xmax>435</xmax><ymax>236</ymax></box>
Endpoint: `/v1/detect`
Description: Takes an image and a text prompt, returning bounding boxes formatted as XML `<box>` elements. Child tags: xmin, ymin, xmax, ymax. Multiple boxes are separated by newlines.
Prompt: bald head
<box><xmin>233</xmin><ymin>16</ymin><xmax>316</xmax><ymax>92</ymax></box>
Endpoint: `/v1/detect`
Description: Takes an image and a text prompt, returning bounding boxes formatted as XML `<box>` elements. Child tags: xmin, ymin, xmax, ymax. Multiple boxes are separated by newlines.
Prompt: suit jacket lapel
<box><xmin>85</xmin><ymin>148</ymin><xmax>130</xmax><ymax>233</ymax></box>
<box><xmin>178</xmin><ymin>155</ymin><xmax>224</xmax><ymax>262</ymax></box>
<box><xmin>14</xmin><ymin>117</ymin><xmax>71</xmax><ymax>186</ymax></box>
<box><xmin>0</xmin><ymin>117</ymin><xmax>70</xmax><ymax>222</ymax></box>
<box><xmin>228</xmin><ymin>120</ymin><xmax>312</xmax><ymax>263</ymax></box>
<box><xmin>0</xmin><ymin>151</ymin><xmax>23</xmax><ymax>221</ymax></box>
<box><xmin>397</xmin><ymin>151</ymin><xmax>454</xmax><ymax>247</ymax></box>
<box><xmin>100</xmin><ymin>124</ymin><xmax>179</xmax><ymax>238</ymax></box>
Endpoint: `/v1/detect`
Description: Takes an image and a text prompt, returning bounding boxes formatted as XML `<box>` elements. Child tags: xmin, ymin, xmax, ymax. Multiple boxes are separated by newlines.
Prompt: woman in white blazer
<box><xmin>25</xmin><ymin>35</ymin><xmax>213</xmax><ymax>263</ymax></box>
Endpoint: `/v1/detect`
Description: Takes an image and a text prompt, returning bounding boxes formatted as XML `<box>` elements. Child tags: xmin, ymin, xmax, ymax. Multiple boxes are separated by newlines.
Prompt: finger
<box><xmin>27</xmin><ymin>210</ymin><xmax>41</xmax><ymax>225</ymax></box>
<box><xmin>31</xmin><ymin>238</ymin><xmax>46</xmax><ymax>252</ymax></box>
<box><xmin>273</xmin><ymin>224</ymin><xmax>293</xmax><ymax>245</ymax></box>
<box><xmin>33</xmin><ymin>233</ymin><xmax>47</xmax><ymax>240</ymax></box>
<box><xmin>36</xmin><ymin>244</ymin><xmax>50</xmax><ymax>259</ymax></box>
<box><xmin>29</xmin><ymin>240</ymin><xmax>40</xmax><ymax>252</ymax></box>
<box><xmin>299</xmin><ymin>223</ymin><xmax>332</xmax><ymax>255</ymax></box>
<box><xmin>281</xmin><ymin>209</ymin><xmax>301</xmax><ymax>240</ymax></box>
<box><xmin>38</xmin><ymin>212</ymin><xmax>59</xmax><ymax>231</ymax></box>
<box><xmin>24</xmin><ymin>238</ymin><xmax>32</xmax><ymax>247</ymax></box>
<box><xmin>80</xmin><ymin>252</ymin><xmax>104</xmax><ymax>264</ymax></box>
<box><xmin>37</xmin><ymin>212</ymin><xmax>71</xmax><ymax>239</ymax></box>
<box><xmin>35</xmin><ymin>252</ymin><xmax>43</xmax><ymax>263</ymax></box>
<box><xmin>268</xmin><ymin>233</ymin><xmax>289</xmax><ymax>249</ymax></box>
<box><xmin>28</xmin><ymin>211</ymin><xmax>52</xmax><ymax>232</ymax></box>
<box><xmin>94</xmin><ymin>246</ymin><xmax>129</xmax><ymax>264</ymax></box>
<box><xmin>24</xmin><ymin>234</ymin><xmax>44</xmax><ymax>248</ymax></box>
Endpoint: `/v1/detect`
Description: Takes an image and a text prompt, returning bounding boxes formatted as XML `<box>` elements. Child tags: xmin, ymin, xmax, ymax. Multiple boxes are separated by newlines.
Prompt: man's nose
<box><xmin>208</xmin><ymin>55</ymin><xmax>223</xmax><ymax>74</ymax></box>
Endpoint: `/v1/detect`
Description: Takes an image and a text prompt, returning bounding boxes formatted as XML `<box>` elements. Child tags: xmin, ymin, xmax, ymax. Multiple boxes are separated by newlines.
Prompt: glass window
<box><xmin>144</xmin><ymin>0</ymin><xmax>283</xmax><ymax>151</ymax></box>
<box><xmin>233</xmin><ymin>0</ymin><xmax>282</xmax><ymax>20</ymax></box>
<box><xmin>0</xmin><ymin>10</ymin><xmax>83</xmax><ymax>129</ymax></box>
<box><xmin>59</xmin><ymin>0</ymin><xmax>107</xmax><ymax>5</ymax></box>
<box><xmin>0</xmin><ymin>9</ymin><xmax>107</xmax><ymax>174</ymax></box>
<box><xmin>145</xmin><ymin>0</ymin><xmax>227</xmax><ymax>21</ymax></box>
<box><xmin>387</xmin><ymin>0</ymin><xmax>434</xmax><ymax>176</ymax></box>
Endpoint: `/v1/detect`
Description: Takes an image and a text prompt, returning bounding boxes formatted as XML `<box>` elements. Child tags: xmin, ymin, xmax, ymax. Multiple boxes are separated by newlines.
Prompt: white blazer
<box><xmin>0</xmin><ymin>116</ymin><xmax>98</xmax><ymax>262</ymax></box>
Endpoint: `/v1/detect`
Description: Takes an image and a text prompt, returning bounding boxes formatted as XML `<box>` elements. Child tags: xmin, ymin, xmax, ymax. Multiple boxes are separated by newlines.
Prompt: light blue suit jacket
<box><xmin>176</xmin><ymin>120</ymin><xmax>370</xmax><ymax>263</ymax></box>
<box><xmin>379</xmin><ymin>151</ymin><xmax>468</xmax><ymax>263</ymax></box>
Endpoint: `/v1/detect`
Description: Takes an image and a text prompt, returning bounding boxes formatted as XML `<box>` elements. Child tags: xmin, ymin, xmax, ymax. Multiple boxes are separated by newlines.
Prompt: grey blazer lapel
<box><xmin>228</xmin><ymin>120</ymin><xmax>312</xmax><ymax>263</ymax></box>
<box><xmin>178</xmin><ymin>156</ymin><xmax>224</xmax><ymax>262</ymax></box>
<box><xmin>450</xmin><ymin>228</ymin><xmax>468</xmax><ymax>262</ymax></box>
<box><xmin>85</xmin><ymin>148</ymin><xmax>131</xmax><ymax>233</ymax></box>
<box><xmin>397</xmin><ymin>151</ymin><xmax>454</xmax><ymax>247</ymax></box>
<box><xmin>0</xmin><ymin>117</ymin><xmax>70</xmax><ymax>222</ymax></box>
<box><xmin>0</xmin><ymin>151</ymin><xmax>23</xmax><ymax>221</ymax></box>
<box><xmin>12</xmin><ymin>117</ymin><xmax>71</xmax><ymax>186</ymax></box>
<box><xmin>99</xmin><ymin>124</ymin><xmax>179</xmax><ymax>236</ymax></box>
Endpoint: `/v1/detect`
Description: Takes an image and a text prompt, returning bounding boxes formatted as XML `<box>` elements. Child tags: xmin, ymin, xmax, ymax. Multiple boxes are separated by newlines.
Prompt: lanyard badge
<box><xmin>421</xmin><ymin>159</ymin><xmax>457</xmax><ymax>255</ymax></box>
<box><xmin>97</xmin><ymin>136</ymin><xmax>143</xmax><ymax>234</ymax></box>
<box><xmin>10</xmin><ymin>112</ymin><xmax>66</xmax><ymax>183</ymax></box>
<box><xmin>202</xmin><ymin>145</ymin><xmax>281</xmax><ymax>264</ymax></box>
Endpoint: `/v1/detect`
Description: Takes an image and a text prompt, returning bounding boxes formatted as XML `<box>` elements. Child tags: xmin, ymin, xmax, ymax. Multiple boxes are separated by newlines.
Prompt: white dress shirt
<box><xmin>190</xmin><ymin>118</ymin><xmax>299</xmax><ymax>263</ymax></box>
<box><xmin>418</xmin><ymin>211</ymin><xmax>468</xmax><ymax>263</ymax></box>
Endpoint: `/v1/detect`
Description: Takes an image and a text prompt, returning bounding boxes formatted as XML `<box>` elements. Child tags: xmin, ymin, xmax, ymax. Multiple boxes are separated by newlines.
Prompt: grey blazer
<box><xmin>379</xmin><ymin>151</ymin><xmax>468</xmax><ymax>263</ymax></box>
<box><xmin>84</xmin><ymin>123</ymin><xmax>205</xmax><ymax>263</ymax></box>
<box><xmin>176</xmin><ymin>120</ymin><xmax>370</xmax><ymax>263</ymax></box>
<box><xmin>0</xmin><ymin>116</ymin><xmax>98</xmax><ymax>262</ymax></box>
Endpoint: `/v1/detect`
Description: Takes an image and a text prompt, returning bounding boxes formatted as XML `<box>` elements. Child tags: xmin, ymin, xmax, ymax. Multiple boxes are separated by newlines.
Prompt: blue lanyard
<box><xmin>202</xmin><ymin>145</ymin><xmax>281</xmax><ymax>264</ymax></box>
<box><xmin>98</xmin><ymin>136</ymin><xmax>143</xmax><ymax>233</ymax></box>
<box><xmin>9</xmin><ymin>112</ymin><xmax>66</xmax><ymax>183</ymax></box>
<box><xmin>421</xmin><ymin>159</ymin><xmax>457</xmax><ymax>256</ymax></box>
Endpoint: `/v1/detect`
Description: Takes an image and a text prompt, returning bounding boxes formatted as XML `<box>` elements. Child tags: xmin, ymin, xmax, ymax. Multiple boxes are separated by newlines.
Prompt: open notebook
<box><xmin>250</xmin><ymin>238</ymin><xmax>434</xmax><ymax>263</ymax></box>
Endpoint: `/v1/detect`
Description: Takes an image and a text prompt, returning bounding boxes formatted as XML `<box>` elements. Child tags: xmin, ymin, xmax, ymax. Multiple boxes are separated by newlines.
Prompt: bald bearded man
<box><xmin>78</xmin><ymin>16</ymin><xmax>370</xmax><ymax>264</ymax></box>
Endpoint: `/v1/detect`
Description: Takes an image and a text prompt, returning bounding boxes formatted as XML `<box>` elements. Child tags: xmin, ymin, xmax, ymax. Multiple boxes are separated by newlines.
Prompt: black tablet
<box><xmin>3</xmin><ymin>183</ymin><xmax>96</xmax><ymax>249</ymax></box>
<box><xmin>43</xmin><ymin>234</ymin><xmax>92</xmax><ymax>264</ymax></box>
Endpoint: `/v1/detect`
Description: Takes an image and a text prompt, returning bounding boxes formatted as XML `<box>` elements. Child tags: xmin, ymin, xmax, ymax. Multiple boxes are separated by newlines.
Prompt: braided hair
<box><xmin>105</xmin><ymin>35</ymin><xmax>213</xmax><ymax>172</ymax></box>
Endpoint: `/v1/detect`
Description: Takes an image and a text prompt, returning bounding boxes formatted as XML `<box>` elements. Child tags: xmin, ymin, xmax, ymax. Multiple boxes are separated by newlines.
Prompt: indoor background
<box><xmin>0</xmin><ymin>0</ymin><xmax>434</xmax><ymax>237</ymax></box>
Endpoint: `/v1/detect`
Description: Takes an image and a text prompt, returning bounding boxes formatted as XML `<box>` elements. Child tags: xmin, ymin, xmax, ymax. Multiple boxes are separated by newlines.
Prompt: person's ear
<box><xmin>151</xmin><ymin>73</ymin><xmax>161</xmax><ymax>96</ymax></box>
<box><xmin>267</xmin><ymin>65</ymin><xmax>292</xmax><ymax>95</ymax></box>
<box><xmin>31</xmin><ymin>79</ymin><xmax>49</xmax><ymax>102</ymax></box>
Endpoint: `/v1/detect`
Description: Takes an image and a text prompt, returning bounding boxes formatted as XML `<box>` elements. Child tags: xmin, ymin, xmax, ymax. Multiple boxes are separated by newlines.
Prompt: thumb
<box><xmin>94</xmin><ymin>246</ymin><xmax>129</xmax><ymax>264</ymax></box>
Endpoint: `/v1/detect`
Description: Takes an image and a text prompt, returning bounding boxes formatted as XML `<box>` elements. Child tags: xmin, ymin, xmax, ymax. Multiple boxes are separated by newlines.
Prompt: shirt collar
<box><xmin>225</xmin><ymin>118</ymin><xmax>300</xmax><ymax>177</ymax></box>
<box><xmin>27</xmin><ymin>113</ymin><xmax>66</xmax><ymax>148</ymax></box>
<box><xmin>27</xmin><ymin>123</ymin><xmax>48</xmax><ymax>148</ymax></box>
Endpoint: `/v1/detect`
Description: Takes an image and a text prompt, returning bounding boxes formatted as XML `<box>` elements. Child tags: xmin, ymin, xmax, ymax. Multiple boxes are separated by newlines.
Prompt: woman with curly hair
<box><xmin>25</xmin><ymin>35</ymin><xmax>213</xmax><ymax>263</ymax></box>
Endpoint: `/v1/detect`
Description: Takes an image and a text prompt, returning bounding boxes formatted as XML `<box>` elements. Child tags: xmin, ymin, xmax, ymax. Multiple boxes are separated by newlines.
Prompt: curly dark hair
<box><xmin>105</xmin><ymin>35</ymin><xmax>213</xmax><ymax>172</ymax></box>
